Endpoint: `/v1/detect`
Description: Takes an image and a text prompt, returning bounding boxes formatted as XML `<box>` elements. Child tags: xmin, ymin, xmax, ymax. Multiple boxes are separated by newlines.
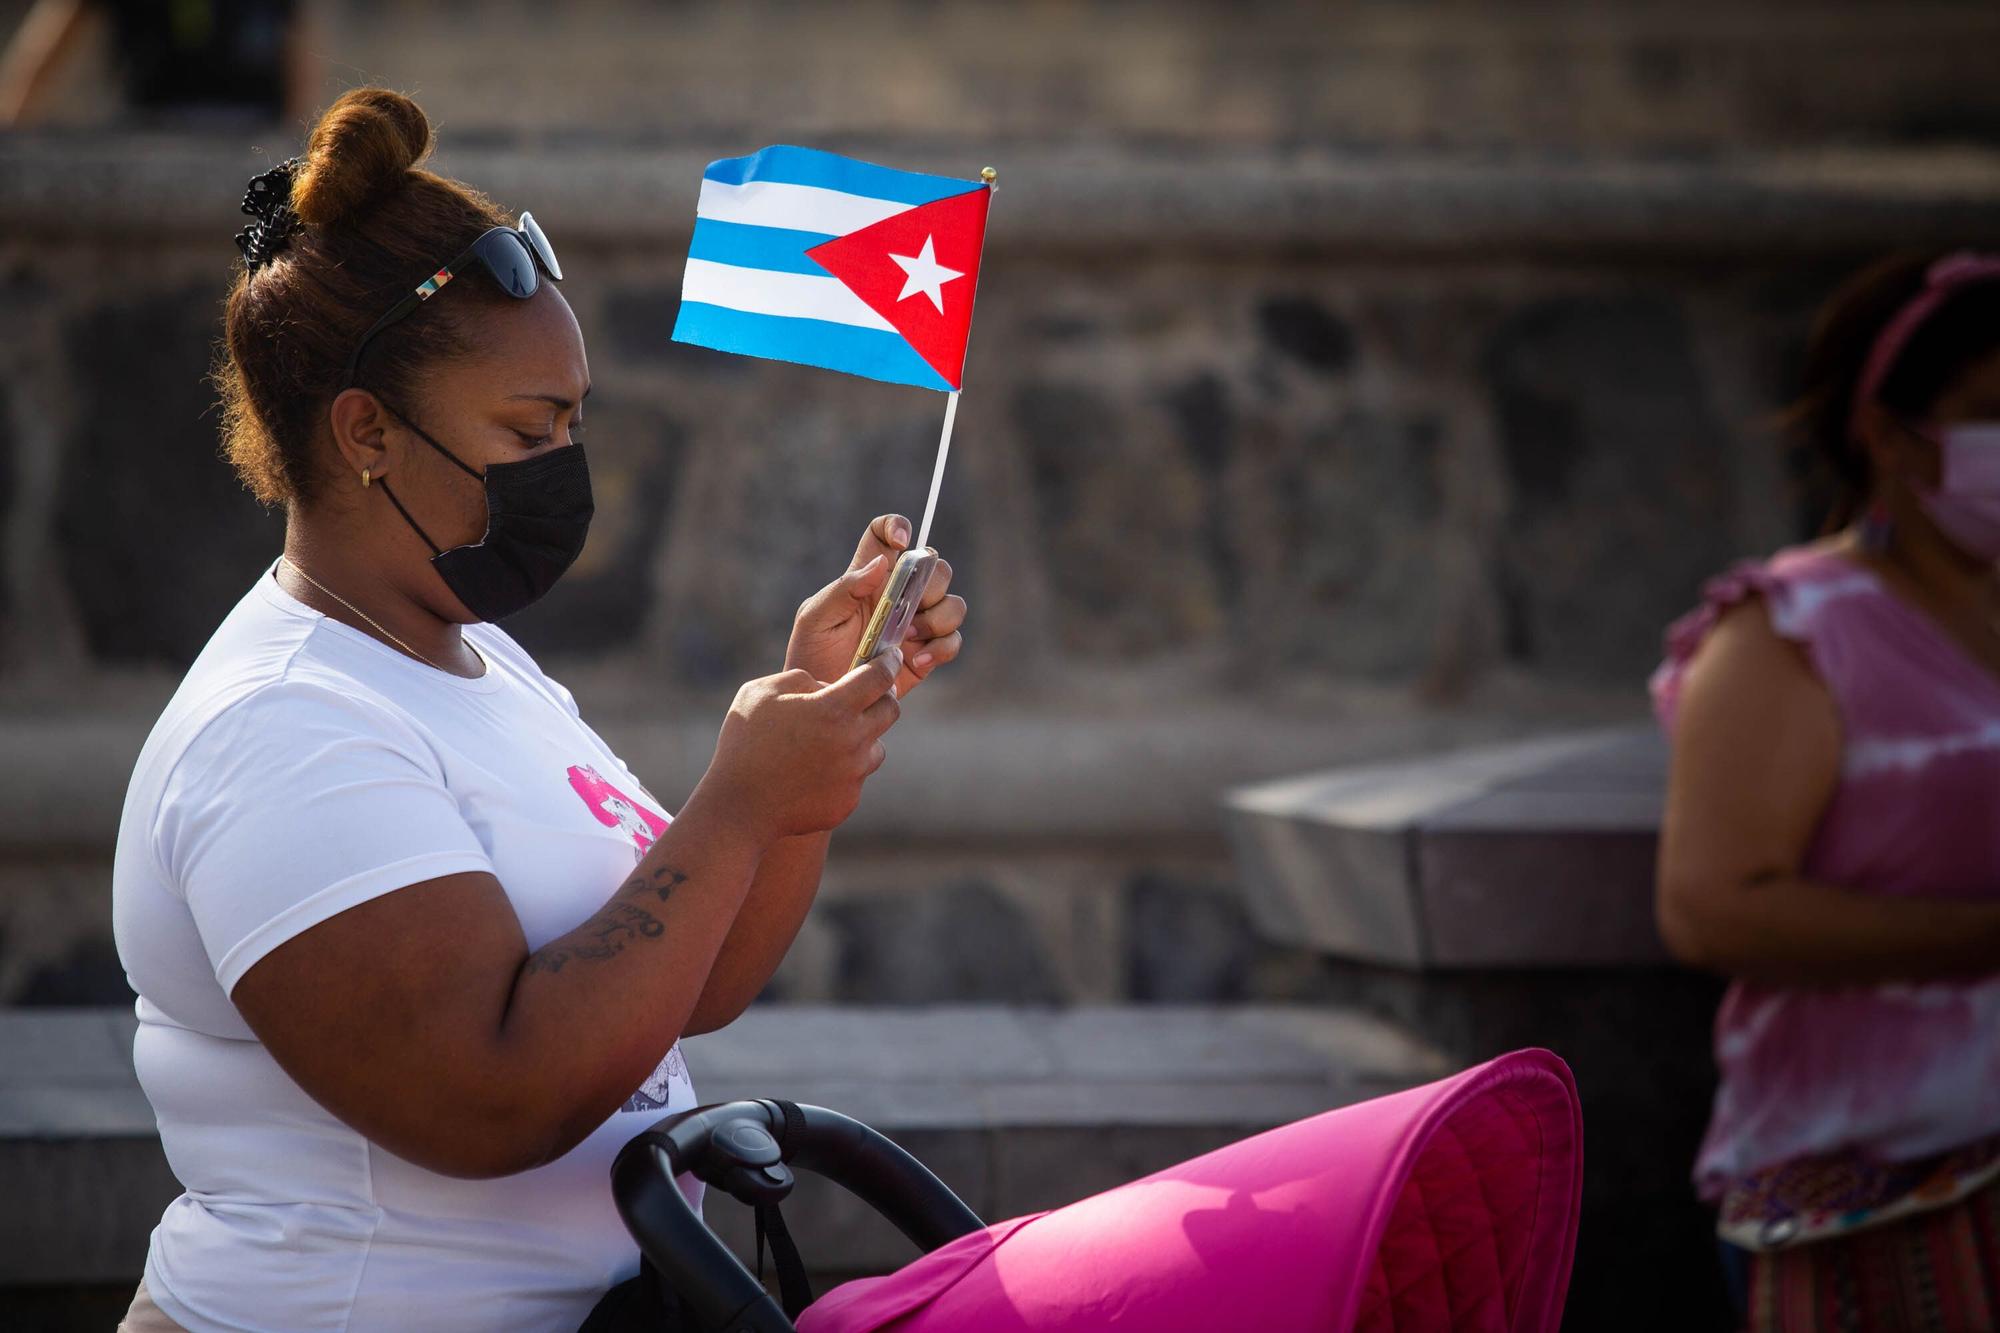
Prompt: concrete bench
<box><xmin>1224</xmin><ymin>724</ymin><xmax>1668</xmax><ymax>968</ymax></box>
<box><xmin>0</xmin><ymin>1003</ymin><xmax>1447</xmax><ymax>1296</ymax></box>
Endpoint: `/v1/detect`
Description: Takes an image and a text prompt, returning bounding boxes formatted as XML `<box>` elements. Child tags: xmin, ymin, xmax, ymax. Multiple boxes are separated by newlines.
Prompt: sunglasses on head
<box><xmin>342</xmin><ymin>212</ymin><xmax>561</xmax><ymax>387</ymax></box>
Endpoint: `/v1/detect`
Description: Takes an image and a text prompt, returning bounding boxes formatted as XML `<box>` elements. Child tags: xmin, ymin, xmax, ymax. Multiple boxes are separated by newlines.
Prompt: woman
<box><xmin>110</xmin><ymin>87</ymin><xmax>966</xmax><ymax>1331</ymax></box>
<box><xmin>1654</xmin><ymin>251</ymin><xmax>2000</xmax><ymax>1330</ymax></box>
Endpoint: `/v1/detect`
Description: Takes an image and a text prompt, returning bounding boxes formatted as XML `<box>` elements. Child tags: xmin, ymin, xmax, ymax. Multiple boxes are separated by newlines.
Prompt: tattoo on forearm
<box><xmin>521</xmin><ymin>863</ymin><xmax>690</xmax><ymax>975</ymax></box>
<box><xmin>524</xmin><ymin>900</ymin><xmax>665</xmax><ymax>975</ymax></box>
<box><xmin>645</xmin><ymin>864</ymin><xmax>688</xmax><ymax>902</ymax></box>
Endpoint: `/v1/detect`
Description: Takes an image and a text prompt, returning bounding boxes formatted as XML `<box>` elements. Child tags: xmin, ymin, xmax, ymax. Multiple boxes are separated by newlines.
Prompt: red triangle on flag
<box><xmin>806</xmin><ymin>186</ymin><xmax>990</xmax><ymax>391</ymax></box>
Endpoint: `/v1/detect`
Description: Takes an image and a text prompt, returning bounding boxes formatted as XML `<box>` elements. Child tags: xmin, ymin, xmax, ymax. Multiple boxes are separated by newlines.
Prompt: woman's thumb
<box><xmin>843</xmin><ymin>552</ymin><xmax>892</xmax><ymax>600</ymax></box>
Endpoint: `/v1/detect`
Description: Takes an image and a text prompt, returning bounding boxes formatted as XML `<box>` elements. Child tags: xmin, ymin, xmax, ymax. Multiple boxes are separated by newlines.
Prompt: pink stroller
<box><xmin>611</xmin><ymin>1047</ymin><xmax>1583</xmax><ymax>1331</ymax></box>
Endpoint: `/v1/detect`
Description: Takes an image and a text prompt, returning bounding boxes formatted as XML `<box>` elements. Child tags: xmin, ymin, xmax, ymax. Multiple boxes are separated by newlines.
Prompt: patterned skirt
<box><xmin>1742</xmin><ymin>1175</ymin><xmax>2000</xmax><ymax>1332</ymax></box>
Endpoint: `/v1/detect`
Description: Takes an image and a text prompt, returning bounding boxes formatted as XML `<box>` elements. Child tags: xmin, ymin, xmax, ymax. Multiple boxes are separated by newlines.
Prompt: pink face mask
<box><xmin>1918</xmin><ymin>422</ymin><xmax>2000</xmax><ymax>562</ymax></box>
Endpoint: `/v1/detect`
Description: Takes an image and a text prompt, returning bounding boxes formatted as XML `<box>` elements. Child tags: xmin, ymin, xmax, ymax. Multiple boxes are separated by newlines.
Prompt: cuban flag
<box><xmin>672</xmin><ymin>146</ymin><xmax>991</xmax><ymax>393</ymax></box>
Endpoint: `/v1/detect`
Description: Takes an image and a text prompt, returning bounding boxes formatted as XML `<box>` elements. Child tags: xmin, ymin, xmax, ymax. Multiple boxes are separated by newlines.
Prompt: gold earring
<box><xmin>362</xmin><ymin>468</ymin><xmax>371</xmax><ymax>487</ymax></box>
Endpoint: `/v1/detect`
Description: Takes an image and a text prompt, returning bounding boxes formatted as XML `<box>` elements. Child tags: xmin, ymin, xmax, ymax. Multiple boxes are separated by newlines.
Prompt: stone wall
<box><xmin>6</xmin><ymin>8</ymin><xmax>2000</xmax><ymax>1009</ymax></box>
<box><xmin>0</xmin><ymin>203</ymin><xmax>1949</xmax><ymax>695</ymax></box>
<box><xmin>10</xmin><ymin>0</ymin><xmax>2000</xmax><ymax>704</ymax></box>
<box><xmin>1</xmin><ymin>1</ymin><xmax>1997</xmax><ymax>1011</ymax></box>
<box><xmin>4</xmin><ymin>134</ymin><xmax>1996</xmax><ymax>1012</ymax></box>
<box><xmin>20</xmin><ymin>1</ymin><xmax>2000</xmax><ymax>153</ymax></box>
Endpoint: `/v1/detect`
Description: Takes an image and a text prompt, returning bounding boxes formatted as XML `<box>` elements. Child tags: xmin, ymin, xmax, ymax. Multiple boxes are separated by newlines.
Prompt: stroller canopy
<box><xmin>797</xmin><ymin>1047</ymin><xmax>1582</xmax><ymax>1332</ymax></box>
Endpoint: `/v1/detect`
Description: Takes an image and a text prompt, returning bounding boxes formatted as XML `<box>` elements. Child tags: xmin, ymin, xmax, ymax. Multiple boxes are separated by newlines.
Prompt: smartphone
<box><xmin>851</xmin><ymin>546</ymin><xmax>939</xmax><ymax>670</ymax></box>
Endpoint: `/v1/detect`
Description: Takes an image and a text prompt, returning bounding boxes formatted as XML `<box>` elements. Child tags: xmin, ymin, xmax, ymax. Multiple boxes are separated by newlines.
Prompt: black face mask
<box><xmin>373</xmin><ymin>407</ymin><xmax>595</xmax><ymax>623</ymax></box>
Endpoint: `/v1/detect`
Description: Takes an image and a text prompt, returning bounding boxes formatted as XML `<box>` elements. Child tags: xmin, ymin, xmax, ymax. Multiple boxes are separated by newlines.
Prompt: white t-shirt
<box><xmin>112</xmin><ymin>559</ymin><xmax>702</xmax><ymax>1332</ymax></box>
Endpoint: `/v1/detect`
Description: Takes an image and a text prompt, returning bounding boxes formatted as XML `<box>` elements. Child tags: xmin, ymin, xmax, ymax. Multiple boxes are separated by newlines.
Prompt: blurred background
<box><xmin>1</xmin><ymin>1</ymin><xmax>1997</xmax><ymax>1328</ymax></box>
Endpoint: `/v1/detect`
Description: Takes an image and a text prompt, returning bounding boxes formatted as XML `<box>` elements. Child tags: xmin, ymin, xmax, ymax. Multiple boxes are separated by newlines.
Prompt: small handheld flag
<box><xmin>672</xmin><ymin>145</ymin><xmax>996</xmax><ymax>551</ymax></box>
<box><xmin>673</xmin><ymin>145</ymin><xmax>991</xmax><ymax>393</ymax></box>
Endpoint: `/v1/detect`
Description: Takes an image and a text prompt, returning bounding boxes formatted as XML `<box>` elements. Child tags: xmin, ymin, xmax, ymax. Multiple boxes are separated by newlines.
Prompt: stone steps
<box><xmin>24</xmin><ymin>2</ymin><xmax>2000</xmax><ymax>154</ymax></box>
<box><xmin>6</xmin><ymin>135</ymin><xmax>2000</xmax><ymax>256</ymax></box>
<box><xmin>0</xmin><ymin>698</ymin><xmax>1603</xmax><ymax>852</ymax></box>
<box><xmin>0</xmin><ymin>1003</ymin><xmax>1448</xmax><ymax>1294</ymax></box>
<box><xmin>298</xmin><ymin>2</ymin><xmax>2000</xmax><ymax>153</ymax></box>
<box><xmin>0</xmin><ymin>703</ymin><xmax>1614</xmax><ymax>1009</ymax></box>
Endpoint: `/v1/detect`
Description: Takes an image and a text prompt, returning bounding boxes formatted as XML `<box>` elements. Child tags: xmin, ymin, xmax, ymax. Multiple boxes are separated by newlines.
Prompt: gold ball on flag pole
<box><xmin>980</xmin><ymin>166</ymin><xmax>998</xmax><ymax>190</ymax></box>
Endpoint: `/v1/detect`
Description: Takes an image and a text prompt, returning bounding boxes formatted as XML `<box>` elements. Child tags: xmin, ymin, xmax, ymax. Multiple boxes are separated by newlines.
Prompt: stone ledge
<box><xmin>0</xmin><ymin>699</ymin><xmax>1607</xmax><ymax>851</ymax></box>
<box><xmin>4</xmin><ymin>135</ymin><xmax>1999</xmax><ymax>255</ymax></box>
<box><xmin>0</xmin><ymin>1003</ymin><xmax>1448</xmax><ymax>1284</ymax></box>
<box><xmin>1224</xmin><ymin>725</ymin><xmax>1667</xmax><ymax>968</ymax></box>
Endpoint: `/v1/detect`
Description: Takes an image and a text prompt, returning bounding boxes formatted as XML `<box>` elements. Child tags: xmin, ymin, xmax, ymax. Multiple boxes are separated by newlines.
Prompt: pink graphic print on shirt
<box><xmin>565</xmin><ymin>764</ymin><xmax>669</xmax><ymax>853</ymax></box>
<box><xmin>564</xmin><ymin>764</ymin><xmax>684</xmax><ymax>1112</ymax></box>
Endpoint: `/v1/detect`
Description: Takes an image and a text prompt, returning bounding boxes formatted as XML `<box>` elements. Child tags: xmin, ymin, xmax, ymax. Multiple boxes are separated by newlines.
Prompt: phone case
<box><xmin>851</xmin><ymin>547</ymin><xmax>939</xmax><ymax>670</ymax></box>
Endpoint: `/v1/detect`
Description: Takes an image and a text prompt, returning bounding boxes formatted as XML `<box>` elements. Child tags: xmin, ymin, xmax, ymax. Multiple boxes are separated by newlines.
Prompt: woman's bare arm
<box><xmin>1656</xmin><ymin>597</ymin><xmax>2000</xmax><ymax>985</ymax></box>
<box><xmin>230</xmin><ymin>785</ymin><xmax>758</xmax><ymax>1179</ymax></box>
<box><xmin>230</xmin><ymin>654</ymin><xmax>900</xmax><ymax>1179</ymax></box>
<box><xmin>679</xmin><ymin>516</ymin><xmax>969</xmax><ymax>1035</ymax></box>
<box><xmin>682</xmin><ymin>829</ymin><xmax>829</xmax><ymax>1036</ymax></box>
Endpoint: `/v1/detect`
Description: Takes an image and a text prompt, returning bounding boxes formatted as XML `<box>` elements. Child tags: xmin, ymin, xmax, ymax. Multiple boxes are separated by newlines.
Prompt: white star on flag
<box><xmin>888</xmin><ymin>235</ymin><xmax>964</xmax><ymax>314</ymax></box>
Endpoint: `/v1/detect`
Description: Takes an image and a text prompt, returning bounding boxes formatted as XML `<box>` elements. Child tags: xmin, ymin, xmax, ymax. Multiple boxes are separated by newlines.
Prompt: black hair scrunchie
<box><xmin>234</xmin><ymin>156</ymin><xmax>304</xmax><ymax>271</ymax></box>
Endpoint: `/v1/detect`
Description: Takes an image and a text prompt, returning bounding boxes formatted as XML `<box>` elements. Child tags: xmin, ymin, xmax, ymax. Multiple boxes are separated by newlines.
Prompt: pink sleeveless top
<box><xmin>1652</xmin><ymin>544</ymin><xmax>2000</xmax><ymax>1201</ymax></box>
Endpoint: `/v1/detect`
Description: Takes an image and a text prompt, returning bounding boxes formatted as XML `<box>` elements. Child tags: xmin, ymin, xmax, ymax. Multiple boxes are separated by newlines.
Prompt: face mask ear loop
<box><xmin>379</xmin><ymin>401</ymin><xmax>486</xmax><ymax>482</ymax></box>
<box><xmin>374</xmin><ymin>477</ymin><xmax>446</xmax><ymax>558</ymax></box>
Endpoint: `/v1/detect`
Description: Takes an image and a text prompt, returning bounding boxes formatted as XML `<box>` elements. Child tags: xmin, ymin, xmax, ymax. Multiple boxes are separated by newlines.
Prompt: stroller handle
<box><xmin>611</xmin><ymin>1099</ymin><xmax>985</xmax><ymax>1332</ymax></box>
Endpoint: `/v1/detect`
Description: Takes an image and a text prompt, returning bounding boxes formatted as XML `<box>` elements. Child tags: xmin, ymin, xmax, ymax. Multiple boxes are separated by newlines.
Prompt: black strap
<box><xmin>755</xmin><ymin>1100</ymin><xmax>814</xmax><ymax>1319</ymax></box>
<box><xmin>374</xmin><ymin>477</ymin><xmax>445</xmax><ymax>557</ymax></box>
<box><xmin>365</xmin><ymin>401</ymin><xmax>486</xmax><ymax>559</ymax></box>
<box><xmin>774</xmin><ymin>1099</ymin><xmax>808</xmax><ymax>1150</ymax></box>
<box><xmin>753</xmin><ymin>1200</ymin><xmax>813</xmax><ymax>1319</ymax></box>
<box><xmin>379</xmin><ymin>399</ymin><xmax>487</xmax><ymax>483</ymax></box>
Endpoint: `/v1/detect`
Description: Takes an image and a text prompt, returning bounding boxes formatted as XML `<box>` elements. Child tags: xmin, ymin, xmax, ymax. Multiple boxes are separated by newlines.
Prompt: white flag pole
<box><xmin>911</xmin><ymin>167</ymin><xmax>990</xmax><ymax>554</ymax></box>
<box><xmin>914</xmin><ymin>389</ymin><xmax>959</xmax><ymax>552</ymax></box>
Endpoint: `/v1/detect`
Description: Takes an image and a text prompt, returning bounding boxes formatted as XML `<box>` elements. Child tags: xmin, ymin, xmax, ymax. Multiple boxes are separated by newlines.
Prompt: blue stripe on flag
<box><xmin>702</xmin><ymin>145</ymin><xmax>979</xmax><ymax>208</ymax></box>
<box><xmin>686</xmin><ymin>219</ymin><xmax>838</xmax><ymax>276</ymax></box>
<box><xmin>672</xmin><ymin>302</ymin><xmax>952</xmax><ymax>393</ymax></box>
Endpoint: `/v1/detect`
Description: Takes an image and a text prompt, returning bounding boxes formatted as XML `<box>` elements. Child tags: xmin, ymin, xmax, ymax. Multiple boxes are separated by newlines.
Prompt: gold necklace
<box><xmin>279</xmin><ymin>556</ymin><xmax>466</xmax><ymax>674</ymax></box>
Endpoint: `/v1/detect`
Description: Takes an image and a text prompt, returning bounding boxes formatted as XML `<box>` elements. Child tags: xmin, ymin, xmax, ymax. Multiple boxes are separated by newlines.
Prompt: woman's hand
<box><xmin>697</xmin><ymin>650</ymin><xmax>903</xmax><ymax>846</ymax></box>
<box><xmin>785</xmin><ymin>513</ymin><xmax>967</xmax><ymax>698</ymax></box>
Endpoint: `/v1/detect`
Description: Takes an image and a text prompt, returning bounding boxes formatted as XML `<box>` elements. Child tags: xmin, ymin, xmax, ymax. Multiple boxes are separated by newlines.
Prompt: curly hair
<box><xmin>215</xmin><ymin>87</ymin><xmax>517</xmax><ymax>505</ymax></box>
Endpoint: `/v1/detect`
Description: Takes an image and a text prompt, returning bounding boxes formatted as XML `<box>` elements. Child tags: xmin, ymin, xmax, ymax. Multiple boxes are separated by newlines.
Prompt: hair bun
<box><xmin>290</xmin><ymin>88</ymin><xmax>435</xmax><ymax>230</ymax></box>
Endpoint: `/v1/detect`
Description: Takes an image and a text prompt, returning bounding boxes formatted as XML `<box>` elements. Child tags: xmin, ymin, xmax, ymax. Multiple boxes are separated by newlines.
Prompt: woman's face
<box><xmin>366</xmin><ymin>283</ymin><xmax>593</xmax><ymax>556</ymax></box>
<box><xmin>323</xmin><ymin>276</ymin><xmax>590</xmax><ymax>583</ymax></box>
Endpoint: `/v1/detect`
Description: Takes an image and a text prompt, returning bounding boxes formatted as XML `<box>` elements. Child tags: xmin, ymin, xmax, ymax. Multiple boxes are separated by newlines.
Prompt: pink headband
<box><xmin>1849</xmin><ymin>250</ymin><xmax>2000</xmax><ymax>441</ymax></box>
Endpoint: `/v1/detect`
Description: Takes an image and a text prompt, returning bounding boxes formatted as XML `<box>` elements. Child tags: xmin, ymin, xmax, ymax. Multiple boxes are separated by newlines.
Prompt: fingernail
<box><xmin>913</xmin><ymin>651</ymin><xmax>934</xmax><ymax>669</ymax></box>
<box><xmin>891</xmin><ymin>519</ymin><xmax>910</xmax><ymax>546</ymax></box>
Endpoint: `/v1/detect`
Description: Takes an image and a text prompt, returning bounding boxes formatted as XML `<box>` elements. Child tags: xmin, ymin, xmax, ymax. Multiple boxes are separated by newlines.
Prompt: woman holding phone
<box><xmin>110</xmin><ymin>87</ymin><xmax>965</xmax><ymax>1332</ymax></box>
